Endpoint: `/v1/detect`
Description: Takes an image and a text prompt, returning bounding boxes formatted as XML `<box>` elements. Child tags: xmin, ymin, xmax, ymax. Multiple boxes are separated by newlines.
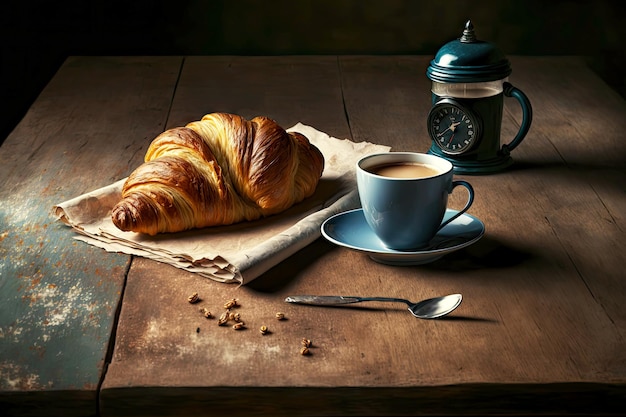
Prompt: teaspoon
<box><xmin>284</xmin><ymin>293</ymin><xmax>462</xmax><ymax>319</ymax></box>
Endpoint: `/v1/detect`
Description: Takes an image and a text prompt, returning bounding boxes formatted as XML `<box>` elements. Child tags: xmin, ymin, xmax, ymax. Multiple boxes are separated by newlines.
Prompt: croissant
<box><xmin>111</xmin><ymin>113</ymin><xmax>325</xmax><ymax>235</ymax></box>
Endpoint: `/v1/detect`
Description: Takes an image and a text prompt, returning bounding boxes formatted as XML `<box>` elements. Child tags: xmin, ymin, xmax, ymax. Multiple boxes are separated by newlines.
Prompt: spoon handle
<box><xmin>285</xmin><ymin>295</ymin><xmax>363</xmax><ymax>305</ymax></box>
<box><xmin>285</xmin><ymin>295</ymin><xmax>410</xmax><ymax>306</ymax></box>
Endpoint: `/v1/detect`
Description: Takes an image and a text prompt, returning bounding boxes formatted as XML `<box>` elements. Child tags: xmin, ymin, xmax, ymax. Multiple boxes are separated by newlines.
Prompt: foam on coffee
<box><xmin>368</xmin><ymin>162</ymin><xmax>440</xmax><ymax>178</ymax></box>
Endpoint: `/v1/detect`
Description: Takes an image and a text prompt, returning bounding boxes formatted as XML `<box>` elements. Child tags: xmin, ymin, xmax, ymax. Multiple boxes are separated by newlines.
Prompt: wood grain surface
<box><xmin>1</xmin><ymin>56</ymin><xmax>624</xmax><ymax>417</ymax></box>
<box><xmin>0</xmin><ymin>57</ymin><xmax>181</xmax><ymax>416</ymax></box>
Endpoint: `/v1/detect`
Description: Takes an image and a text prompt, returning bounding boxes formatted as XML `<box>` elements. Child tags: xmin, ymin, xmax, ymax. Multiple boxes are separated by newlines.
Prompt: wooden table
<box><xmin>1</xmin><ymin>56</ymin><xmax>624</xmax><ymax>416</ymax></box>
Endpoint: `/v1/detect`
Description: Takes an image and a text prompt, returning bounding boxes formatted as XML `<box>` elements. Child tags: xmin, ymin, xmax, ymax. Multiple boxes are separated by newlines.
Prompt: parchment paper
<box><xmin>52</xmin><ymin>123</ymin><xmax>390</xmax><ymax>285</ymax></box>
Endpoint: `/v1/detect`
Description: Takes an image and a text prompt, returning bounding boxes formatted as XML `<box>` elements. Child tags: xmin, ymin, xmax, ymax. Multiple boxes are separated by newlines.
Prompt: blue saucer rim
<box><xmin>321</xmin><ymin>208</ymin><xmax>485</xmax><ymax>256</ymax></box>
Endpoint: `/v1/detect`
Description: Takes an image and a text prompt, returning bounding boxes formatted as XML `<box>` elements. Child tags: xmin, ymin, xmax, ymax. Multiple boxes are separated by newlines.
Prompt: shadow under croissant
<box><xmin>246</xmin><ymin>238</ymin><xmax>337</xmax><ymax>292</ymax></box>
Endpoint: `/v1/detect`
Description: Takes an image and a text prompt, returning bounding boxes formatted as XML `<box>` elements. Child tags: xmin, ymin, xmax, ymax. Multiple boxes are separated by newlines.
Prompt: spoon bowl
<box><xmin>284</xmin><ymin>293</ymin><xmax>462</xmax><ymax>319</ymax></box>
<box><xmin>407</xmin><ymin>293</ymin><xmax>463</xmax><ymax>318</ymax></box>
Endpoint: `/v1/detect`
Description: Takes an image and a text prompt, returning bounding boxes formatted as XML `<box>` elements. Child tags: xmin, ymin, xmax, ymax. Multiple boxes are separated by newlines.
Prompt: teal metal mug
<box><xmin>426</xmin><ymin>20</ymin><xmax>534</xmax><ymax>173</ymax></box>
<box><xmin>501</xmin><ymin>81</ymin><xmax>533</xmax><ymax>155</ymax></box>
<box><xmin>428</xmin><ymin>80</ymin><xmax>533</xmax><ymax>173</ymax></box>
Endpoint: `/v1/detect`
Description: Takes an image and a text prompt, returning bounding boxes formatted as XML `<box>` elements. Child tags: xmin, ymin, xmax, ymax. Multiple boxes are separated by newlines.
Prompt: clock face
<box><xmin>428</xmin><ymin>100</ymin><xmax>480</xmax><ymax>155</ymax></box>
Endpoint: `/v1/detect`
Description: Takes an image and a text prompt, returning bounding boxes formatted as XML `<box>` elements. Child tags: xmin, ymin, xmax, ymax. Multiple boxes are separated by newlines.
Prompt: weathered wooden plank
<box><xmin>338</xmin><ymin>55</ymin><xmax>434</xmax><ymax>152</ymax></box>
<box><xmin>503</xmin><ymin>56</ymin><xmax>626</xmax><ymax>335</ymax></box>
<box><xmin>0</xmin><ymin>56</ymin><xmax>181</xmax><ymax>416</ymax></box>
<box><xmin>338</xmin><ymin>55</ymin><xmax>625</xmax><ymax>383</ymax></box>
<box><xmin>100</xmin><ymin>383</ymin><xmax>626</xmax><ymax>417</ymax></box>
<box><xmin>99</xmin><ymin>55</ymin><xmax>358</xmax><ymax>414</ymax></box>
<box><xmin>168</xmin><ymin>55</ymin><xmax>352</xmax><ymax>138</ymax></box>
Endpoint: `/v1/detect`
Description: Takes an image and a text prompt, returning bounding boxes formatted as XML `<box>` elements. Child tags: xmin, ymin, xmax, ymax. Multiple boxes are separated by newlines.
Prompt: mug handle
<box><xmin>437</xmin><ymin>180</ymin><xmax>474</xmax><ymax>231</ymax></box>
<box><xmin>501</xmin><ymin>82</ymin><xmax>533</xmax><ymax>155</ymax></box>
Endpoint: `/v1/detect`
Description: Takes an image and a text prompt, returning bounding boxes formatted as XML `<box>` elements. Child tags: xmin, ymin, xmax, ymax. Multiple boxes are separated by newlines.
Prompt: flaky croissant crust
<box><xmin>111</xmin><ymin>113</ymin><xmax>325</xmax><ymax>235</ymax></box>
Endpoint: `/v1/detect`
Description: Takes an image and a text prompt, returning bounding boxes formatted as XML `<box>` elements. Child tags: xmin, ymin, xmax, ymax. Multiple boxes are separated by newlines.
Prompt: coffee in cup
<box><xmin>356</xmin><ymin>152</ymin><xmax>474</xmax><ymax>250</ymax></box>
<box><xmin>367</xmin><ymin>161</ymin><xmax>440</xmax><ymax>179</ymax></box>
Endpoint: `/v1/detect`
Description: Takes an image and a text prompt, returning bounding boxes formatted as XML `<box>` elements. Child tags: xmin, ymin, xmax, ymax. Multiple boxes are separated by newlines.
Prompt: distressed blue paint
<box><xmin>0</xmin><ymin>198</ymin><xmax>129</xmax><ymax>391</ymax></box>
<box><xmin>0</xmin><ymin>56</ymin><xmax>182</xmax><ymax>415</ymax></box>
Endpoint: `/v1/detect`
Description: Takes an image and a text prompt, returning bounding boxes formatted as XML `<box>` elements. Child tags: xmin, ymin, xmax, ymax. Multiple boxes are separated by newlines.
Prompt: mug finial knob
<box><xmin>460</xmin><ymin>20</ymin><xmax>476</xmax><ymax>43</ymax></box>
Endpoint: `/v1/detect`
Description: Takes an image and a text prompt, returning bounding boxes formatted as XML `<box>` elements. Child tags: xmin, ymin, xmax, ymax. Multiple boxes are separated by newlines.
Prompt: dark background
<box><xmin>2</xmin><ymin>0</ymin><xmax>624</xmax><ymax>144</ymax></box>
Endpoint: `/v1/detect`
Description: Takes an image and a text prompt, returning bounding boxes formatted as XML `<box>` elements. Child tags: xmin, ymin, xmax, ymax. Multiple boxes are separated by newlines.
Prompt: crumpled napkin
<box><xmin>52</xmin><ymin>123</ymin><xmax>390</xmax><ymax>285</ymax></box>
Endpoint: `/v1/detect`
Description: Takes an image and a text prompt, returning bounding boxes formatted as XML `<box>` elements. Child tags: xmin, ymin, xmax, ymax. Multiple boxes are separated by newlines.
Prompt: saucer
<box><xmin>321</xmin><ymin>208</ymin><xmax>485</xmax><ymax>265</ymax></box>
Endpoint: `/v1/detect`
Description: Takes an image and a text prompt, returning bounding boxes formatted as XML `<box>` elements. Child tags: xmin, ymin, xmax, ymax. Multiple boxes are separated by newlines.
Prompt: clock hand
<box><xmin>437</xmin><ymin>126</ymin><xmax>452</xmax><ymax>137</ymax></box>
<box><xmin>437</xmin><ymin>121</ymin><xmax>462</xmax><ymax>137</ymax></box>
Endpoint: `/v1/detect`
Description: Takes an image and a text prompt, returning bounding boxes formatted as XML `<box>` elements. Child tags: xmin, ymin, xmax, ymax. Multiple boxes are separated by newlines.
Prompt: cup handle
<box><xmin>501</xmin><ymin>82</ymin><xmax>533</xmax><ymax>155</ymax></box>
<box><xmin>437</xmin><ymin>180</ymin><xmax>474</xmax><ymax>231</ymax></box>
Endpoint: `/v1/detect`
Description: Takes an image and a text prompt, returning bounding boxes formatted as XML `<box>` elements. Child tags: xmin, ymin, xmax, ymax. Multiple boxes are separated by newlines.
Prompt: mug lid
<box><xmin>427</xmin><ymin>20</ymin><xmax>512</xmax><ymax>83</ymax></box>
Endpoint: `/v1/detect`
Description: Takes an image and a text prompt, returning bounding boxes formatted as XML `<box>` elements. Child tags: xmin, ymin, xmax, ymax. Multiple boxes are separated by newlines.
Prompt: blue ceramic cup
<box><xmin>356</xmin><ymin>152</ymin><xmax>474</xmax><ymax>250</ymax></box>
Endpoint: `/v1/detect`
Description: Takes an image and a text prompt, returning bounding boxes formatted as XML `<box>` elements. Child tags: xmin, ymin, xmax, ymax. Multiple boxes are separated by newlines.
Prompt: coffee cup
<box><xmin>356</xmin><ymin>152</ymin><xmax>474</xmax><ymax>250</ymax></box>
